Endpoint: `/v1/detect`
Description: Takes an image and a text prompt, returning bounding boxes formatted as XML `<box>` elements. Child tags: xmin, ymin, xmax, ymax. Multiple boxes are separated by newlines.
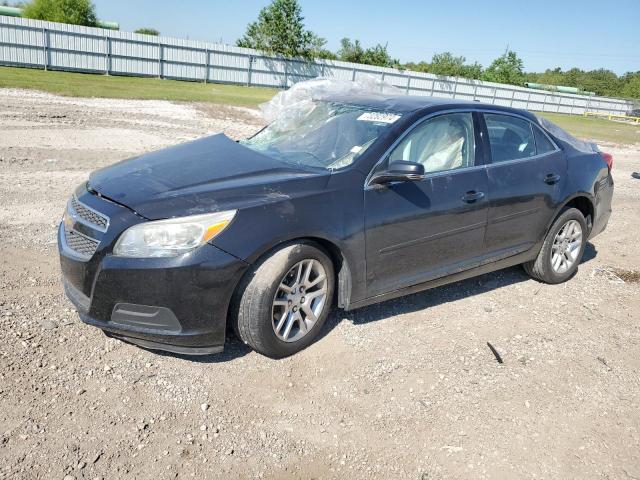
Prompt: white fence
<box><xmin>0</xmin><ymin>15</ymin><xmax>634</xmax><ymax>115</ymax></box>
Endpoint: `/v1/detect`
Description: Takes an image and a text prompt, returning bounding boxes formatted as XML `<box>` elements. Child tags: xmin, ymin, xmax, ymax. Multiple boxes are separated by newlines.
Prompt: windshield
<box><xmin>241</xmin><ymin>101</ymin><xmax>401</xmax><ymax>170</ymax></box>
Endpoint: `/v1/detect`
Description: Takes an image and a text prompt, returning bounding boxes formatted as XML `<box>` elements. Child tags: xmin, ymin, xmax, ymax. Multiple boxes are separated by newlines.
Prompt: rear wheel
<box><xmin>231</xmin><ymin>242</ymin><xmax>335</xmax><ymax>358</ymax></box>
<box><xmin>524</xmin><ymin>208</ymin><xmax>587</xmax><ymax>284</ymax></box>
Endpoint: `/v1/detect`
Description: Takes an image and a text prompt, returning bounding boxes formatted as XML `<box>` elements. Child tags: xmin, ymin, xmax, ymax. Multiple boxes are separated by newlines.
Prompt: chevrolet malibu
<box><xmin>59</xmin><ymin>95</ymin><xmax>613</xmax><ymax>358</ymax></box>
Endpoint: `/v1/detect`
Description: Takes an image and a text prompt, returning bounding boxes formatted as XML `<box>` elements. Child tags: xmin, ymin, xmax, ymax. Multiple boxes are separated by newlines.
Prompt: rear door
<box><xmin>364</xmin><ymin>111</ymin><xmax>489</xmax><ymax>297</ymax></box>
<box><xmin>481</xmin><ymin>112</ymin><xmax>566</xmax><ymax>256</ymax></box>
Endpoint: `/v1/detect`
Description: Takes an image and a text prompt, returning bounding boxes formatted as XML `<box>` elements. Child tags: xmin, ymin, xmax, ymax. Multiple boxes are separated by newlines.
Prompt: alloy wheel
<box><xmin>271</xmin><ymin>259</ymin><xmax>328</xmax><ymax>343</ymax></box>
<box><xmin>550</xmin><ymin>219</ymin><xmax>583</xmax><ymax>274</ymax></box>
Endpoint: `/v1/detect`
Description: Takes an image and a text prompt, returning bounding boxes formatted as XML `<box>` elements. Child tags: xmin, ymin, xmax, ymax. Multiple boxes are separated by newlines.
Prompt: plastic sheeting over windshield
<box><xmin>260</xmin><ymin>76</ymin><xmax>401</xmax><ymax>133</ymax></box>
<box><xmin>243</xmin><ymin>102</ymin><xmax>399</xmax><ymax>170</ymax></box>
<box><xmin>241</xmin><ymin>77</ymin><xmax>403</xmax><ymax>170</ymax></box>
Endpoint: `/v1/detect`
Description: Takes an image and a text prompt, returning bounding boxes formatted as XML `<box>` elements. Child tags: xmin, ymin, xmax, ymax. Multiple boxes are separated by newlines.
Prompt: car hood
<box><xmin>88</xmin><ymin>133</ymin><xmax>330</xmax><ymax>219</ymax></box>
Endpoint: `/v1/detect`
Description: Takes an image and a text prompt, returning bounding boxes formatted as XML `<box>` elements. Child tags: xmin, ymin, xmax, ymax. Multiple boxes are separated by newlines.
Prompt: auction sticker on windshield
<box><xmin>357</xmin><ymin>112</ymin><xmax>401</xmax><ymax>124</ymax></box>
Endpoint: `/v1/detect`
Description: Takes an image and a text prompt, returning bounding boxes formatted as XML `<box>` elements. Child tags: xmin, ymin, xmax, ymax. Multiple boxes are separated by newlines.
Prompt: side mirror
<box><xmin>370</xmin><ymin>161</ymin><xmax>425</xmax><ymax>185</ymax></box>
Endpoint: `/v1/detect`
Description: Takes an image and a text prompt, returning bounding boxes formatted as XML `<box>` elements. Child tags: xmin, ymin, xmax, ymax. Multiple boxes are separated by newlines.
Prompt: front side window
<box><xmin>241</xmin><ymin>101</ymin><xmax>400</xmax><ymax>170</ymax></box>
<box><xmin>484</xmin><ymin>113</ymin><xmax>535</xmax><ymax>163</ymax></box>
<box><xmin>388</xmin><ymin>112</ymin><xmax>476</xmax><ymax>174</ymax></box>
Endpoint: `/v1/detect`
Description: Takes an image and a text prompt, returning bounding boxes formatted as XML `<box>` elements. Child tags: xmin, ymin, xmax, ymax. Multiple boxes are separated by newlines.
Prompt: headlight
<box><xmin>113</xmin><ymin>210</ymin><xmax>236</xmax><ymax>258</ymax></box>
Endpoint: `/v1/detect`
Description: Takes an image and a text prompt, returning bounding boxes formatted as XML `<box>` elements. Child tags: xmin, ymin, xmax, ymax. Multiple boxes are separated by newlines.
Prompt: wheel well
<box><xmin>297</xmin><ymin>237</ymin><xmax>351</xmax><ymax>309</ymax></box>
<box><xmin>563</xmin><ymin>196</ymin><xmax>594</xmax><ymax>231</ymax></box>
<box><xmin>227</xmin><ymin>237</ymin><xmax>352</xmax><ymax>327</ymax></box>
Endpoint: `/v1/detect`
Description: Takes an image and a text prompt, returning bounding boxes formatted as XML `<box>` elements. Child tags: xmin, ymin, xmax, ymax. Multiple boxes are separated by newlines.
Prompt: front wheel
<box><xmin>231</xmin><ymin>242</ymin><xmax>335</xmax><ymax>358</ymax></box>
<box><xmin>524</xmin><ymin>207</ymin><xmax>587</xmax><ymax>284</ymax></box>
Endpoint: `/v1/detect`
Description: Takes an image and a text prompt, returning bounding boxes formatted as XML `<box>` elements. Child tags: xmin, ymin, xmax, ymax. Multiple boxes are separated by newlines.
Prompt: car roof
<box><xmin>324</xmin><ymin>93</ymin><xmax>538</xmax><ymax>120</ymax></box>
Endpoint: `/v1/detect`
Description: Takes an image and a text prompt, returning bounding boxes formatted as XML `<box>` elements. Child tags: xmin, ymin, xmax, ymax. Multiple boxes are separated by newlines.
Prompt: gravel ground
<box><xmin>0</xmin><ymin>88</ymin><xmax>639</xmax><ymax>480</ymax></box>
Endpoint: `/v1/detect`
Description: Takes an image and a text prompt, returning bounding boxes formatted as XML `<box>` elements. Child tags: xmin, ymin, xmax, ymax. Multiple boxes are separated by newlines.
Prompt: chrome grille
<box><xmin>64</xmin><ymin>228</ymin><xmax>100</xmax><ymax>258</ymax></box>
<box><xmin>70</xmin><ymin>195</ymin><xmax>109</xmax><ymax>231</ymax></box>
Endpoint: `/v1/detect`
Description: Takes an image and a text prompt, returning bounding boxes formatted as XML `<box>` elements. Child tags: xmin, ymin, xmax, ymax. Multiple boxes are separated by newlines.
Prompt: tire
<box><xmin>523</xmin><ymin>208</ymin><xmax>587</xmax><ymax>284</ymax></box>
<box><xmin>231</xmin><ymin>242</ymin><xmax>335</xmax><ymax>358</ymax></box>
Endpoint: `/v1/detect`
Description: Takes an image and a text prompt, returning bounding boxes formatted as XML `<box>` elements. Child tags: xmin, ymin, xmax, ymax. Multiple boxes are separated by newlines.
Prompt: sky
<box><xmin>92</xmin><ymin>0</ymin><xmax>639</xmax><ymax>75</ymax></box>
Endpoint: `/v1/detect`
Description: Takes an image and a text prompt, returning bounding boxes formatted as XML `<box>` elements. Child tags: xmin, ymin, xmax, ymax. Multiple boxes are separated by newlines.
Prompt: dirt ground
<box><xmin>1</xmin><ymin>88</ymin><xmax>639</xmax><ymax>480</ymax></box>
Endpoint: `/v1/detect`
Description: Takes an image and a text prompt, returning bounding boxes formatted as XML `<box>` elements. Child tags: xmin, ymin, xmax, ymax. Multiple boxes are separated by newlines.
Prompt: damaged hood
<box><xmin>88</xmin><ymin>134</ymin><xmax>329</xmax><ymax>219</ymax></box>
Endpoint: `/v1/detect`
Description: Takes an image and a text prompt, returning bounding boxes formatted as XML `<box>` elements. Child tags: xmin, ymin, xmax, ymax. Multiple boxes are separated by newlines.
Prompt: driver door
<box><xmin>364</xmin><ymin>112</ymin><xmax>490</xmax><ymax>297</ymax></box>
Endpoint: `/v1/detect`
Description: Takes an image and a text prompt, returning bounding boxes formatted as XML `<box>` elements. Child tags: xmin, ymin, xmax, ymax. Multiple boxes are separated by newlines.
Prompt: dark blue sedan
<box><xmin>58</xmin><ymin>95</ymin><xmax>613</xmax><ymax>358</ymax></box>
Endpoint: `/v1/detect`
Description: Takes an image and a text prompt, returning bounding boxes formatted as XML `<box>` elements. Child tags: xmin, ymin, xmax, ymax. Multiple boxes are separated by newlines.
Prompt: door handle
<box><xmin>462</xmin><ymin>191</ymin><xmax>485</xmax><ymax>203</ymax></box>
<box><xmin>544</xmin><ymin>173</ymin><xmax>561</xmax><ymax>185</ymax></box>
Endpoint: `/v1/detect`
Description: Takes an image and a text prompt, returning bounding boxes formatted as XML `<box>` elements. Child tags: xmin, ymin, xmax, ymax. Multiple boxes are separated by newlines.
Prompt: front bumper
<box><xmin>58</xmin><ymin>188</ymin><xmax>249</xmax><ymax>355</ymax></box>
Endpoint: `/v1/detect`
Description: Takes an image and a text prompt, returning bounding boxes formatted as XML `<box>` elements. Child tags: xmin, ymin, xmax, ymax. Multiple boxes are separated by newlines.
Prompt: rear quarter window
<box><xmin>532</xmin><ymin>125</ymin><xmax>557</xmax><ymax>154</ymax></box>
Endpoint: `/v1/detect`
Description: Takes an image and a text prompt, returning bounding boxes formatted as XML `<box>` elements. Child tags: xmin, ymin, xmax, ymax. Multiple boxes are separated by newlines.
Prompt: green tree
<box><xmin>621</xmin><ymin>73</ymin><xmax>640</xmax><ymax>99</ymax></box>
<box><xmin>134</xmin><ymin>27</ymin><xmax>160</xmax><ymax>36</ymax></box>
<box><xmin>533</xmin><ymin>67</ymin><xmax>566</xmax><ymax>87</ymax></box>
<box><xmin>429</xmin><ymin>52</ymin><xmax>464</xmax><ymax>76</ymax></box>
<box><xmin>403</xmin><ymin>53</ymin><xmax>482</xmax><ymax>79</ymax></box>
<box><xmin>564</xmin><ymin>67</ymin><xmax>582</xmax><ymax>88</ymax></box>
<box><xmin>459</xmin><ymin>62</ymin><xmax>483</xmax><ymax>80</ymax></box>
<box><xmin>402</xmin><ymin>61</ymin><xmax>430</xmax><ymax>73</ymax></box>
<box><xmin>337</xmin><ymin>38</ymin><xmax>364</xmax><ymax>63</ymax></box>
<box><xmin>314</xmin><ymin>48</ymin><xmax>337</xmax><ymax>60</ymax></box>
<box><xmin>236</xmin><ymin>0</ymin><xmax>326</xmax><ymax>59</ymax></box>
<box><xmin>482</xmin><ymin>50</ymin><xmax>525</xmax><ymax>85</ymax></box>
<box><xmin>22</xmin><ymin>0</ymin><xmax>97</xmax><ymax>26</ymax></box>
<box><xmin>577</xmin><ymin>69</ymin><xmax>621</xmax><ymax>97</ymax></box>
<box><xmin>337</xmin><ymin>38</ymin><xmax>398</xmax><ymax>67</ymax></box>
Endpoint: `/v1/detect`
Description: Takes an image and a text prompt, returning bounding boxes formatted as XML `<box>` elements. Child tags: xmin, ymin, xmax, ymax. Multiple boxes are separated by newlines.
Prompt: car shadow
<box><xmin>321</xmin><ymin>241</ymin><xmax>598</xmax><ymax>335</ymax></box>
<box><xmin>149</xmin><ymin>336</ymin><xmax>253</xmax><ymax>363</ymax></box>
<box><xmin>155</xmin><ymin>242</ymin><xmax>598</xmax><ymax>363</ymax></box>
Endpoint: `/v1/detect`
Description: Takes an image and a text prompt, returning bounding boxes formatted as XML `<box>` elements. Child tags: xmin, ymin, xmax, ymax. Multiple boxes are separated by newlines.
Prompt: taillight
<box><xmin>601</xmin><ymin>152</ymin><xmax>613</xmax><ymax>170</ymax></box>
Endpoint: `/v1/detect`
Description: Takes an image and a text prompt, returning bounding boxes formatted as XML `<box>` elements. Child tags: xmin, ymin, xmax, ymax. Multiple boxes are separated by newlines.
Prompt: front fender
<box><xmin>211</xmin><ymin>170</ymin><xmax>368</xmax><ymax>304</ymax></box>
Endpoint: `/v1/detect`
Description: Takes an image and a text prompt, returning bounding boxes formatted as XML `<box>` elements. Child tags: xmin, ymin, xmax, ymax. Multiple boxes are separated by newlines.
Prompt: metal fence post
<box><xmin>104</xmin><ymin>36</ymin><xmax>111</xmax><ymax>75</ymax></box>
<box><xmin>157</xmin><ymin>39</ymin><xmax>163</xmax><ymax>78</ymax></box>
<box><xmin>247</xmin><ymin>55</ymin><xmax>253</xmax><ymax>86</ymax></box>
<box><xmin>351</xmin><ymin>67</ymin><xmax>356</xmax><ymax>81</ymax></box>
<box><xmin>203</xmin><ymin>48</ymin><xmax>209</xmax><ymax>83</ymax></box>
<box><xmin>492</xmin><ymin>87</ymin><xmax>498</xmax><ymax>105</ymax></box>
<box><xmin>472</xmin><ymin>83</ymin><xmax>478</xmax><ymax>101</ymax></box>
<box><xmin>509</xmin><ymin>89</ymin><xmax>516</xmax><ymax>106</ymax></box>
<box><xmin>42</xmin><ymin>27</ymin><xmax>48</xmax><ymax>71</ymax></box>
<box><xmin>283</xmin><ymin>59</ymin><xmax>288</xmax><ymax>88</ymax></box>
<box><xmin>405</xmin><ymin>76</ymin><xmax>411</xmax><ymax>95</ymax></box>
<box><xmin>525</xmin><ymin>92</ymin><xmax>531</xmax><ymax>110</ymax></box>
<box><xmin>452</xmin><ymin>77</ymin><xmax>458</xmax><ymax>98</ymax></box>
<box><xmin>430</xmin><ymin>78</ymin><xmax>436</xmax><ymax>96</ymax></box>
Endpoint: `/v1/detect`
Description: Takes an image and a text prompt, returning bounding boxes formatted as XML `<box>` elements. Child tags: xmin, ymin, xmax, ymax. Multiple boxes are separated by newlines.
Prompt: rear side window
<box><xmin>484</xmin><ymin>114</ymin><xmax>535</xmax><ymax>163</ymax></box>
<box><xmin>532</xmin><ymin>125</ymin><xmax>557</xmax><ymax>154</ymax></box>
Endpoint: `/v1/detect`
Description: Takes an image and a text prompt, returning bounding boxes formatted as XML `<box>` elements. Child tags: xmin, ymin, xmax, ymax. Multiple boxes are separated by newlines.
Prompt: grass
<box><xmin>538</xmin><ymin>112</ymin><xmax>640</xmax><ymax>145</ymax></box>
<box><xmin>0</xmin><ymin>66</ymin><xmax>276</xmax><ymax>107</ymax></box>
<box><xmin>1</xmin><ymin>66</ymin><xmax>638</xmax><ymax>144</ymax></box>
